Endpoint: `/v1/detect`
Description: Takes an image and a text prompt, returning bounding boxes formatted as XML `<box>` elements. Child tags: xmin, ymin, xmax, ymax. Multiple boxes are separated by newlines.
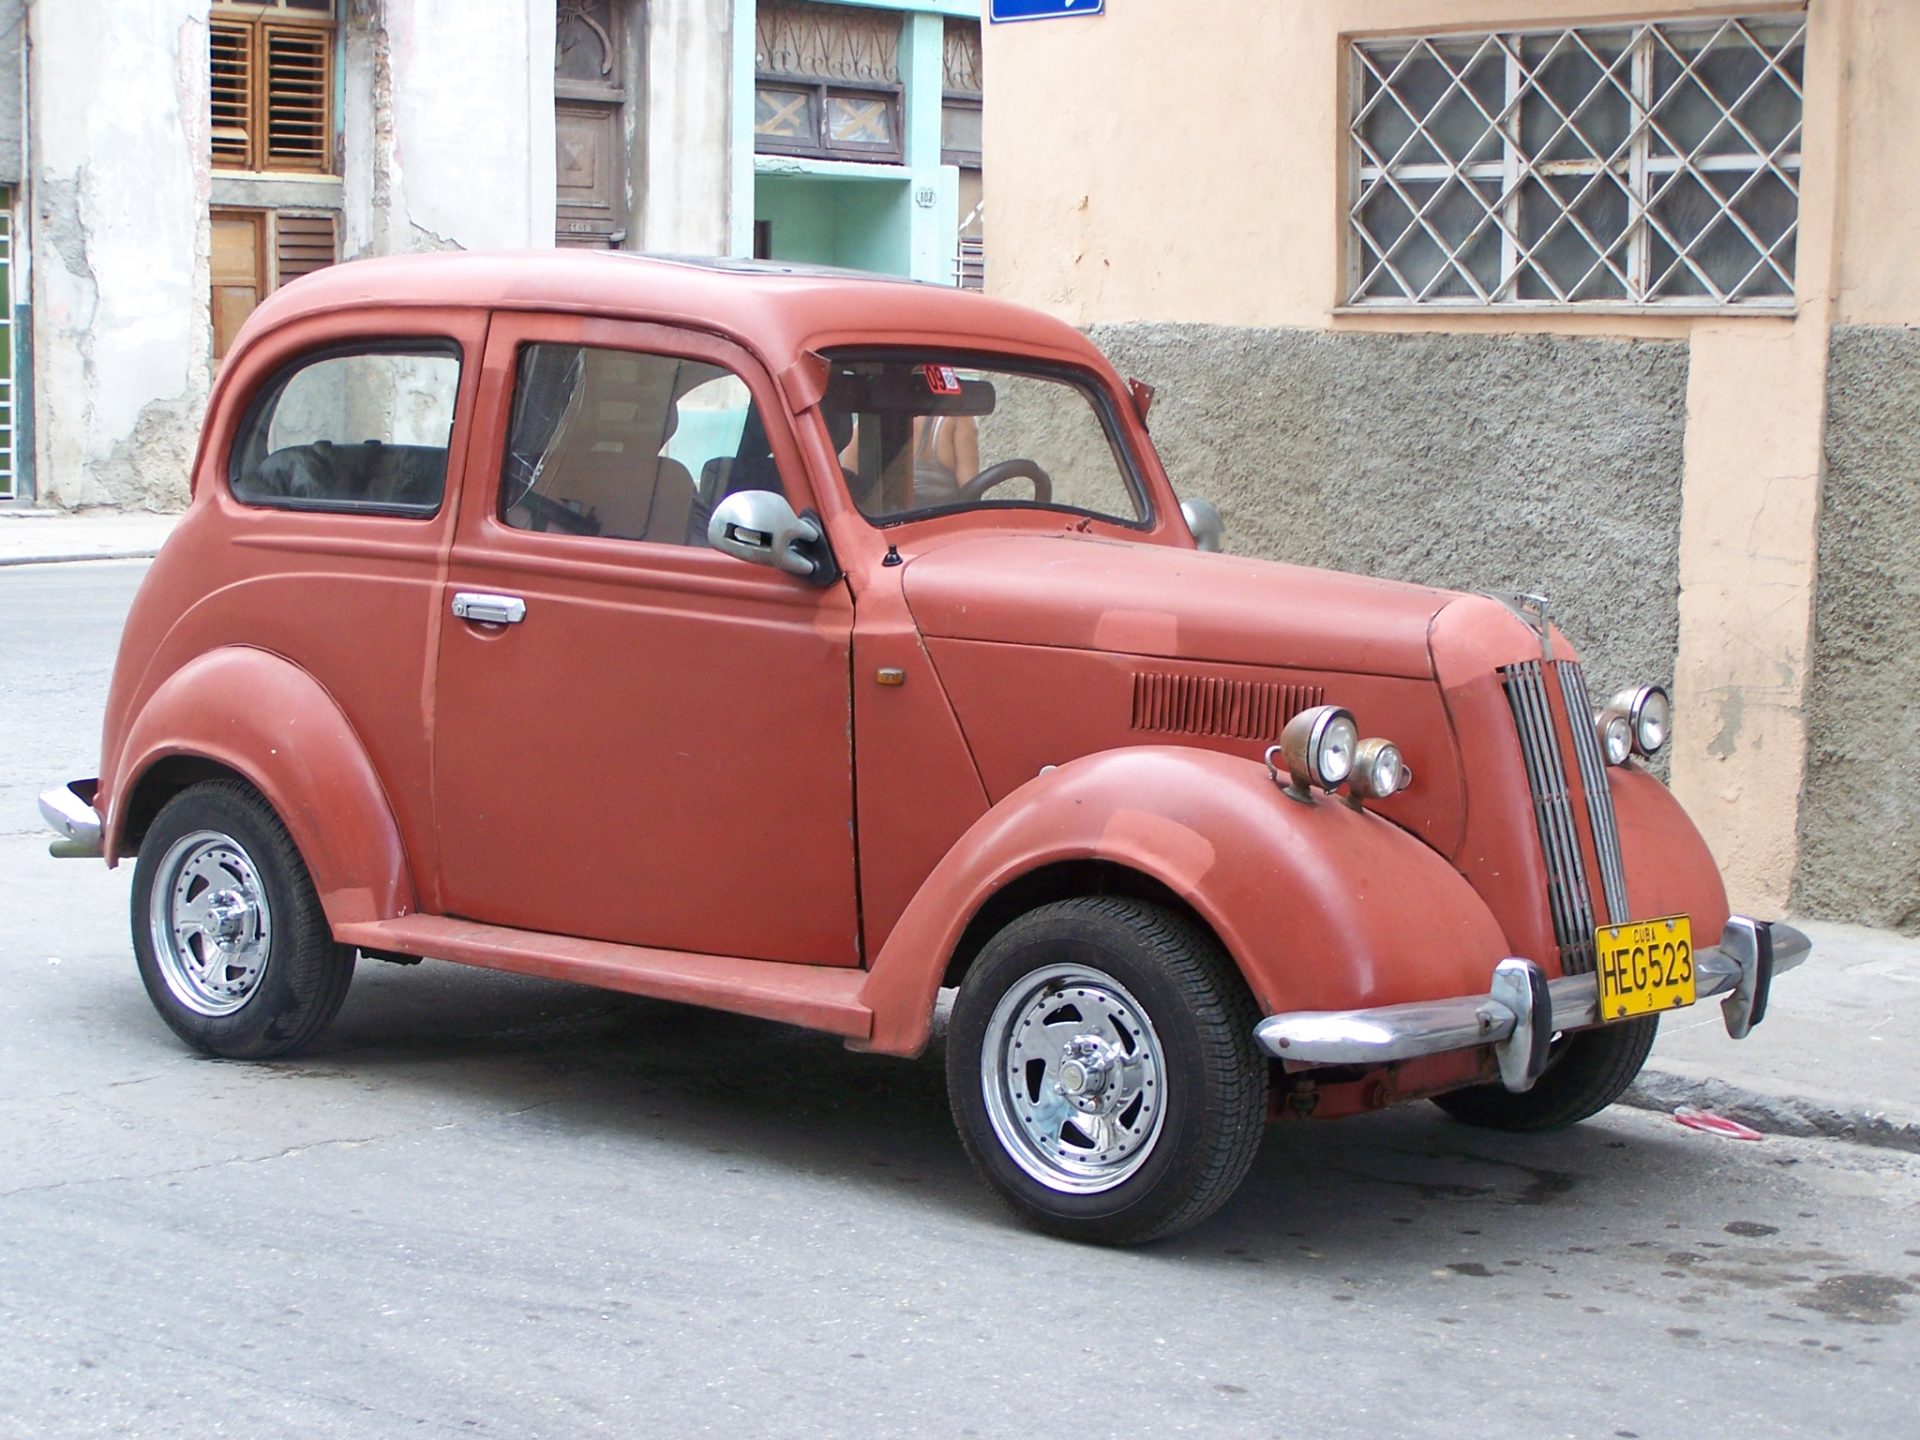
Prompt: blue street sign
<box><xmin>989</xmin><ymin>0</ymin><xmax>1105</xmax><ymax>22</ymax></box>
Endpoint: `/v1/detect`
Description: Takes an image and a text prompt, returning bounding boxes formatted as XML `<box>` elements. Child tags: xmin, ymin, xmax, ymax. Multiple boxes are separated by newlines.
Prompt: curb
<box><xmin>0</xmin><ymin>549</ymin><xmax>163</xmax><ymax>568</ymax></box>
<box><xmin>1625</xmin><ymin>1062</ymin><xmax>1920</xmax><ymax>1154</ymax></box>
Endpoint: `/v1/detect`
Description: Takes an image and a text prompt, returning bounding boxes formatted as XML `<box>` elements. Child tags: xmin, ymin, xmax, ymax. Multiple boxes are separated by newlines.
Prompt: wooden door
<box><xmin>210</xmin><ymin>211</ymin><xmax>265</xmax><ymax>362</ymax></box>
<box><xmin>556</xmin><ymin>99</ymin><xmax>626</xmax><ymax>248</ymax></box>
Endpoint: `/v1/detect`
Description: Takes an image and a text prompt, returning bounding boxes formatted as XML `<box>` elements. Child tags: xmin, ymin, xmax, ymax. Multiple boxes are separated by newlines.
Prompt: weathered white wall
<box><xmin>640</xmin><ymin>0</ymin><xmax>732</xmax><ymax>253</ymax></box>
<box><xmin>29</xmin><ymin>0</ymin><xmax>211</xmax><ymax>510</ymax></box>
<box><xmin>343</xmin><ymin>0</ymin><xmax>555</xmax><ymax>257</ymax></box>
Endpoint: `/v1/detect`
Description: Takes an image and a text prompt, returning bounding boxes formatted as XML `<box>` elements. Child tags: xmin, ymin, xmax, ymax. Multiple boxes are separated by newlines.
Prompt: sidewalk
<box><xmin>1626</xmin><ymin>918</ymin><xmax>1920</xmax><ymax>1151</ymax></box>
<box><xmin>0</xmin><ymin>508</ymin><xmax>180</xmax><ymax>566</ymax></box>
<box><xmin>6</xmin><ymin>505</ymin><xmax>1914</xmax><ymax>1150</ymax></box>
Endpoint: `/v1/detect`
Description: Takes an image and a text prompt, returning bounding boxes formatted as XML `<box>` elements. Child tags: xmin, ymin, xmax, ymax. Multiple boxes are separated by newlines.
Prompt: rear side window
<box><xmin>230</xmin><ymin>345</ymin><xmax>461</xmax><ymax>515</ymax></box>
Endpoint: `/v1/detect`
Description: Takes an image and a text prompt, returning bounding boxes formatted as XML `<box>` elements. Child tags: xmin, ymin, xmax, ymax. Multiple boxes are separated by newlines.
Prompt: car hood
<box><xmin>900</xmin><ymin>534</ymin><xmax>1455</xmax><ymax>679</ymax></box>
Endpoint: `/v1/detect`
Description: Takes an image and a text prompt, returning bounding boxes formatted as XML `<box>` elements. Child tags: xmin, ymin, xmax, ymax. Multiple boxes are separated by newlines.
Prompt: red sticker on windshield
<box><xmin>923</xmin><ymin>364</ymin><xmax>962</xmax><ymax>395</ymax></box>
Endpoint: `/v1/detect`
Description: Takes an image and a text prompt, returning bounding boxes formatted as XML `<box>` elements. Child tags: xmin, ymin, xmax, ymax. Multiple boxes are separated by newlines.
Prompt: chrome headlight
<box><xmin>1603</xmin><ymin>685</ymin><xmax>1671</xmax><ymax>758</ymax></box>
<box><xmin>1629</xmin><ymin>685</ymin><xmax>1670</xmax><ymax>754</ymax></box>
<box><xmin>1275</xmin><ymin>705</ymin><xmax>1359</xmax><ymax>793</ymax></box>
<box><xmin>1597</xmin><ymin>710</ymin><xmax>1633</xmax><ymax>766</ymax></box>
<box><xmin>1349</xmin><ymin>737</ymin><xmax>1407</xmax><ymax>800</ymax></box>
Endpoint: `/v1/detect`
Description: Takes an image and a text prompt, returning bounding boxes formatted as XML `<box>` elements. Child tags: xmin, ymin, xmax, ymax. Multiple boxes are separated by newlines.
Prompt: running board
<box><xmin>333</xmin><ymin>915</ymin><xmax>873</xmax><ymax>1040</ymax></box>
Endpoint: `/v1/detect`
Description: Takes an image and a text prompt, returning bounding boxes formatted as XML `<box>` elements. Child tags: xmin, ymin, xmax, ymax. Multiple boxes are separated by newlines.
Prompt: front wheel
<box><xmin>1433</xmin><ymin>1014</ymin><xmax>1659</xmax><ymax>1132</ymax></box>
<box><xmin>946</xmin><ymin>897</ymin><xmax>1267</xmax><ymax>1245</ymax></box>
<box><xmin>131</xmin><ymin>779</ymin><xmax>355</xmax><ymax>1059</ymax></box>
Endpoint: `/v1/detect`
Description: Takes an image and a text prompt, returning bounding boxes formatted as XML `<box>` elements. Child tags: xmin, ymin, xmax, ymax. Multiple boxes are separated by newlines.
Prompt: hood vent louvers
<box><xmin>1131</xmin><ymin>672</ymin><xmax>1326</xmax><ymax>743</ymax></box>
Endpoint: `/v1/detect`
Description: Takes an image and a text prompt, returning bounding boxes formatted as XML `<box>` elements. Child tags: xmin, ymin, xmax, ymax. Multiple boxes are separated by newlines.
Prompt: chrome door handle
<box><xmin>451</xmin><ymin>592</ymin><xmax>527</xmax><ymax>625</ymax></box>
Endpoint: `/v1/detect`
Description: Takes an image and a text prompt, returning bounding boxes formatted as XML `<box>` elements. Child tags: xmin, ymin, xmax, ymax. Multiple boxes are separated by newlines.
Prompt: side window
<box><xmin>500</xmin><ymin>343</ymin><xmax>787</xmax><ymax>546</ymax></box>
<box><xmin>231</xmin><ymin>346</ymin><xmax>460</xmax><ymax>515</ymax></box>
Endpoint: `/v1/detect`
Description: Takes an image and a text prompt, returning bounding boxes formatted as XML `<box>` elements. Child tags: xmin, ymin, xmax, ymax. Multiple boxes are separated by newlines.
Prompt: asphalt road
<box><xmin>3</xmin><ymin>561</ymin><xmax>1917</xmax><ymax>1439</ymax></box>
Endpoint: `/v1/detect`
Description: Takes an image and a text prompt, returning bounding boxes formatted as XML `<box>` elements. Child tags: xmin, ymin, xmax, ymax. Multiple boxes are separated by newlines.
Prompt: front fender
<box><xmin>105</xmin><ymin>646</ymin><xmax>415</xmax><ymax>928</ymax></box>
<box><xmin>856</xmin><ymin>746</ymin><xmax>1510</xmax><ymax>1056</ymax></box>
<box><xmin>1610</xmin><ymin>764</ymin><xmax>1731</xmax><ymax>935</ymax></box>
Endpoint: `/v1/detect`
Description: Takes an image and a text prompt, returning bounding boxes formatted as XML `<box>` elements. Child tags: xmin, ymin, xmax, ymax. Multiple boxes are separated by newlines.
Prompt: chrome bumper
<box><xmin>37</xmin><ymin>780</ymin><xmax>103</xmax><ymax>858</ymax></box>
<box><xmin>1253</xmin><ymin>917</ymin><xmax>1809</xmax><ymax>1094</ymax></box>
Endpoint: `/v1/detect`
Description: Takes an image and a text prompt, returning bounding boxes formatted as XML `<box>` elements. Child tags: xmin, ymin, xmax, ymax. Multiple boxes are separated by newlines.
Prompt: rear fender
<box><xmin>856</xmin><ymin>746</ymin><xmax>1510</xmax><ymax>1056</ymax></box>
<box><xmin>105</xmin><ymin>646</ymin><xmax>415</xmax><ymax>928</ymax></box>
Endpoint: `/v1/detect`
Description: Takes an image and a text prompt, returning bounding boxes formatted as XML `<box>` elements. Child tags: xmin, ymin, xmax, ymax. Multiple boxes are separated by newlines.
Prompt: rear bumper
<box><xmin>37</xmin><ymin>779</ymin><xmax>103</xmax><ymax>858</ymax></box>
<box><xmin>1254</xmin><ymin>916</ymin><xmax>1808</xmax><ymax>1094</ymax></box>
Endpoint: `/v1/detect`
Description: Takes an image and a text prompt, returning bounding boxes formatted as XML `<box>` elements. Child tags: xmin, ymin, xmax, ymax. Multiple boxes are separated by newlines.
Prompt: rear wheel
<box><xmin>131</xmin><ymin>779</ymin><xmax>354</xmax><ymax>1059</ymax></box>
<box><xmin>946</xmin><ymin>897</ymin><xmax>1267</xmax><ymax>1245</ymax></box>
<box><xmin>1433</xmin><ymin>1015</ymin><xmax>1658</xmax><ymax>1132</ymax></box>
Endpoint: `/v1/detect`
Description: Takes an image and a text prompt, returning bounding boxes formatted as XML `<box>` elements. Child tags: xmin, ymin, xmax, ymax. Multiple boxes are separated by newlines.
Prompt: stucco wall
<box><xmin>1092</xmin><ymin>324</ymin><xmax>1689</xmax><ymax>699</ymax></box>
<box><xmin>29</xmin><ymin>1</ymin><xmax>211</xmax><ymax>511</ymax></box>
<box><xmin>1794</xmin><ymin>325</ymin><xmax>1920</xmax><ymax>931</ymax></box>
<box><xmin>343</xmin><ymin>0</ymin><xmax>554</xmax><ymax>257</ymax></box>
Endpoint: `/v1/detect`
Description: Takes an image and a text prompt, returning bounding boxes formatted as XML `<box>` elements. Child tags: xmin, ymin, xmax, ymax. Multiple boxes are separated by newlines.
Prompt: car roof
<box><xmin>250</xmin><ymin>250</ymin><xmax>1106</xmax><ymax>374</ymax></box>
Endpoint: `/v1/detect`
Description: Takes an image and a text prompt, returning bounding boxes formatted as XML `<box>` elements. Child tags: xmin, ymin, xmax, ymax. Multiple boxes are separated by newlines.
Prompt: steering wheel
<box><xmin>956</xmin><ymin>458</ymin><xmax>1053</xmax><ymax>505</ymax></box>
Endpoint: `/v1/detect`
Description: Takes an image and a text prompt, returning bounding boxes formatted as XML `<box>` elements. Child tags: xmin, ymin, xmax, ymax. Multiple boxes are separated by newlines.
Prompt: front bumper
<box><xmin>38</xmin><ymin>779</ymin><xmax>103</xmax><ymax>858</ymax></box>
<box><xmin>1254</xmin><ymin>917</ymin><xmax>1808</xmax><ymax>1094</ymax></box>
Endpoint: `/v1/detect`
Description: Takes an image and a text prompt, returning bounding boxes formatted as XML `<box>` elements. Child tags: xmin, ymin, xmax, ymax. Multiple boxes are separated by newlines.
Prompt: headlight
<box><xmin>1274</xmin><ymin>705</ymin><xmax>1359</xmax><ymax>794</ymax></box>
<box><xmin>1603</xmin><ymin>685</ymin><xmax>1671</xmax><ymax>758</ymax></box>
<box><xmin>1629</xmin><ymin>685</ymin><xmax>1670</xmax><ymax>754</ymax></box>
<box><xmin>1349</xmin><ymin>738</ymin><xmax>1406</xmax><ymax>800</ymax></box>
<box><xmin>1597</xmin><ymin>710</ymin><xmax>1633</xmax><ymax>766</ymax></box>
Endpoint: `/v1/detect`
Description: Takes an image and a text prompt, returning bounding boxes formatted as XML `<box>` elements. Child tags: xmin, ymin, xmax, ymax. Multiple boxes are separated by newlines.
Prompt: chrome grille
<box><xmin>1558</xmin><ymin>661</ymin><xmax>1630</xmax><ymax>923</ymax></box>
<box><xmin>1501</xmin><ymin>660</ymin><xmax>1597</xmax><ymax>974</ymax></box>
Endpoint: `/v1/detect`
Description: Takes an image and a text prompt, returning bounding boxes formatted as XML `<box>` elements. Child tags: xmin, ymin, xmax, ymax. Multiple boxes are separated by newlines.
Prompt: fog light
<box><xmin>1597</xmin><ymin>710</ymin><xmax>1633</xmax><ymax>766</ymax></box>
<box><xmin>1349</xmin><ymin>738</ymin><xmax>1406</xmax><ymax>800</ymax></box>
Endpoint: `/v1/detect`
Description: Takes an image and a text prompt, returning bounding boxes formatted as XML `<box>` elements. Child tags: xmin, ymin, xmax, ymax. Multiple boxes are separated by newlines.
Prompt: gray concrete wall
<box><xmin>0</xmin><ymin>1</ymin><xmax>23</xmax><ymax>186</ymax></box>
<box><xmin>1089</xmin><ymin>324</ymin><xmax>1690</xmax><ymax>700</ymax></box>
<box><xmin>1795</xmin><ymin>325</ymin><xmax>1920</xmax><ymax>932</ymax></box>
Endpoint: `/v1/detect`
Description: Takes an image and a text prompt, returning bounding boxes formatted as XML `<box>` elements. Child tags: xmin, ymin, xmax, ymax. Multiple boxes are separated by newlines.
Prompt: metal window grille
<box><xmin>1348</xmin><ymin>14</ymin><xmax>1805</xmax><ymax>307</ymax></box>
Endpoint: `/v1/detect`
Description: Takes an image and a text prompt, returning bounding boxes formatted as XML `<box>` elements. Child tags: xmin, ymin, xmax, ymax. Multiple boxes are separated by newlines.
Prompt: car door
<box><xmin>430</xmin><ymin>311</ymin><xmax>860</xmax><ymax>966</ymax></box>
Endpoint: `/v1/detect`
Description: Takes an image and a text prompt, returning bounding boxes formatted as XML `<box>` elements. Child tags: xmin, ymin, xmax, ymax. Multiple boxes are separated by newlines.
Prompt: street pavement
<box><xmin>2</xmin><ymin>542</ymin><xmax>1917</xmax><ymax>1437</ymax></box>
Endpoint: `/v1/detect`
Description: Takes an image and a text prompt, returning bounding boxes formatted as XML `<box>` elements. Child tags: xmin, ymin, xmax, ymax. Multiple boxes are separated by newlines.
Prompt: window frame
<box><xmin>753</xmin><ymin>76</ymin><xmax>906</xmax><ymax>164</ymax></box>
<box><xmin>227</xmin><ymin>338</ymin><xmax>464</xmax><ymax>519</ymax></box>
<box><xmin>1343</xmin><ymin>13</ymin><xmax>1806</xmax><ymax>312</ymax></box>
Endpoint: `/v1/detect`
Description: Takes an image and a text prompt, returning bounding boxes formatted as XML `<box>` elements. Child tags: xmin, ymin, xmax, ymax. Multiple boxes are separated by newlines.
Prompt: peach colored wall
<box><xmin>985</xmin><ymin>1</ymin><xmax>1906</xmax><ymax>916</ymax></box>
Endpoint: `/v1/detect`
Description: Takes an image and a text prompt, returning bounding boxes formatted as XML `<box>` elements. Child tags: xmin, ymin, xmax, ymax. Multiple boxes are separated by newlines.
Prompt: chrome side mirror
<box><xmin>1181</xmin><ymin>498</ymin><xmax>1224</xmax><ymax>553</ymax></box>
<box><xmin>709</xmin><ymin>490</ymin><xmax>830</xmax><ymax>580</ymax></box>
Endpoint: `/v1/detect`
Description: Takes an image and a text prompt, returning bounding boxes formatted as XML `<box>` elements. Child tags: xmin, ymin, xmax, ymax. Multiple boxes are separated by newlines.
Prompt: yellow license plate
<box><xmin>1595</xmin><ymin>915</ymin><xmax>1696</xmax><ymax>1021</ymax></box>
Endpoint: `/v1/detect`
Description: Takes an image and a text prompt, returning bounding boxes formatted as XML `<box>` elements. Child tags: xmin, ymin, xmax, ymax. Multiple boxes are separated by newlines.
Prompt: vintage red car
<box><xmin>40</xmin><ymin>251</ymin><xmax>1808</xmax><ymax>1243</ymax></box>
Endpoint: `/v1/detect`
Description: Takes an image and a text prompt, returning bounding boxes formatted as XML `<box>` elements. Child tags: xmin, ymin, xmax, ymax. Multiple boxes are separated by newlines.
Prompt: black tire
<box><xmin>131</xmin><ymin>779</ymin><xmax>354</xmax><ymax>1059</ymax></box>
<box><xmin>946</xmin><ymin>897</ymin><xmax>1267</xmax><ymax>1245</ymax></box>
<box><xmin>1432</xmin><ymin>1015</ymin><xmax>1659</xmax><ymax>1132</ymax></box>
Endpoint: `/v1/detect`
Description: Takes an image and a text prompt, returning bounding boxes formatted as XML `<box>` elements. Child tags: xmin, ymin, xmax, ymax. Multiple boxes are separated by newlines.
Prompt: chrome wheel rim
<box><xmin>150</xmin><ymin>830</ymin><xmax>273</xmax><ymax>1017</ymax></box>
<box><xmin>979</xmin><ymin>963</ymin><xmax>1167</xmax><ymax>1195</ymax></box>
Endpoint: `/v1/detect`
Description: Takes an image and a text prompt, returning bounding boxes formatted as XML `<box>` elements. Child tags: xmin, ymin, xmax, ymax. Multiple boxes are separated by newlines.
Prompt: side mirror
<box><xmin>709</xmin><ymin>490</ymin><xmax>834</xmax><ymax>581</ymax></box>
<box><xmin>1181</xmin><ymin>498</ymin><xmax>1225</xmax><ymax>553</ymax></box>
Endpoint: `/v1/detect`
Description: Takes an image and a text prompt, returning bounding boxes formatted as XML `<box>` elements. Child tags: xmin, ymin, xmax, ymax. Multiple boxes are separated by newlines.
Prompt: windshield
<box><xmin>822</xmin><ymin>353</ymin><xmax>1148</xmax><ymax>526</ymax></box>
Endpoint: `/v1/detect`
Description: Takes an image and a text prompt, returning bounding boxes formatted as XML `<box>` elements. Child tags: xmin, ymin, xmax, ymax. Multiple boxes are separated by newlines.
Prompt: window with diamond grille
<box><xmin>753</xmin><ymin>0</ymin><xmax>904</xmax><ymax>162</ymax></box>
<box><xmin>211</xmin><ymin>3</ymin><xmax>335</xmax><ymax>174</ymax></box>
<box><xmin>1347</xmin><ymin>15</ymin><xmax>1805</xmax><ymax>307</ymax></box>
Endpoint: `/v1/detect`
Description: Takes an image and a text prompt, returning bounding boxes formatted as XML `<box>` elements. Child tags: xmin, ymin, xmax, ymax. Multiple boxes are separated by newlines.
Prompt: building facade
<box><xmin>2</xmin><ymin>0</ymin><xmax>982</xmax><ymax>505</ymax></box>
<box><xmin>984</xmin><ymin>0</ymin><xmax>1916</xmax><ymax>929</ymax></box>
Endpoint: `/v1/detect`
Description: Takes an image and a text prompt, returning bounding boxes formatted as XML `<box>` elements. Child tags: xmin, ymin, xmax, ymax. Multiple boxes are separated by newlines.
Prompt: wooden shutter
<box><xmin>210</xmin><ymin>21</ymin><xmax>255</xmax><ymax>169</ymax></box>
<box><xmin>263</xmin><ymin>24</ymin><xmax>330</xmax><ymax>171</ymax></box>
<box><xmin>275</xmin><ymin>213</ymin><xmax>337</xmax><ymax>285</ymax></box>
